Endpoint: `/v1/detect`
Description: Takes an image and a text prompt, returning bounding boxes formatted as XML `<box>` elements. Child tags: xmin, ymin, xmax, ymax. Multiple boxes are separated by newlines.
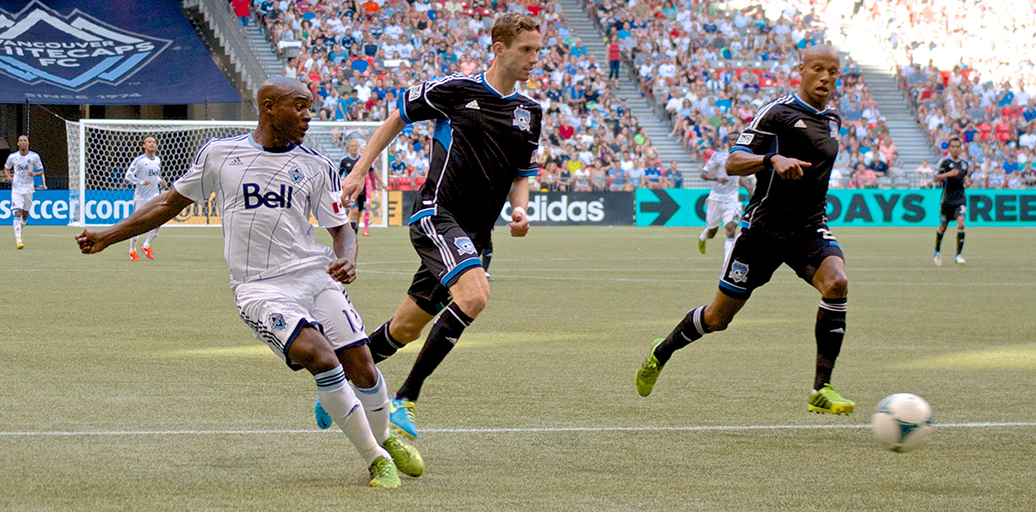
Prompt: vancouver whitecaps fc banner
<box><xmin>0</xmin><ymin>0</ymin><xmax>240</xmax><ymax>104</ymax></box>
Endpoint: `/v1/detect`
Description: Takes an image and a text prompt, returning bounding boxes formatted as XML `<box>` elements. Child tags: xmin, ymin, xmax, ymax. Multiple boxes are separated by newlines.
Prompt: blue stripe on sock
<box><xmin>354</xmin><ymin>369</ymin><xmax>384</xmax><ymax>395</ymax></box>
<box><xmin>314</xmin><ymin>366</ymin><xmax>347</xmax><ymax>390</ymax></box>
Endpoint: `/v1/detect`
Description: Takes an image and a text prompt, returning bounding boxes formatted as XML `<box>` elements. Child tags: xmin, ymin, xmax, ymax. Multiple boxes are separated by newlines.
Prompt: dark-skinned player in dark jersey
<box><xmin>637</xmin><ymin>45</ymin><xmax>856</xmax><ymax>415</ymax></box>
<box><xmin>932</xmin><ymin>137</ymin><xmax>971</xmax><ymax>266</ymax></box>
<box><xmin>320</xmin><ymin>13</ymin><xmax>543</xmax><ymax>439</ymax></box>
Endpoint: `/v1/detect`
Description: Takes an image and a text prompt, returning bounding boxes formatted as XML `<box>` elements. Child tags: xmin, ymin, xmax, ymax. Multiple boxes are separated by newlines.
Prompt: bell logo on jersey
<box><xmin>512</xmin><ymin>106</ymin><xmax>531</xmax><ymax>132</ymax></box>
<box><xmin>243</xmin><ymin>183</ymin><xmax>294</xmax><ymax>209</ymax></box>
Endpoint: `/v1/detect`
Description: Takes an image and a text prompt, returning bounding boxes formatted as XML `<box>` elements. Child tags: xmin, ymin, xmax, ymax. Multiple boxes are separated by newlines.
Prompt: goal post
<box><xmin>64</xmin><ymin>119</ymin><xmax>391</xmax><ymax>227</ymax></box>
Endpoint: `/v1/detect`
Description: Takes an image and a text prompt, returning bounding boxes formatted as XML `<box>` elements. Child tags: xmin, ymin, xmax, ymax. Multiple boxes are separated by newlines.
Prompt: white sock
<box><xmin>724</xmin><ymin>237</ymin><xmax>735</xmax><ymax>260</ymax></box>
<box><xmin>129</xmin><ymin>235</ymin><xmax>138</xmax><ymax>252</ymax></box>
<box><xmin>143</xmin><ymin>228</ymin><xmax>158</xmax><ymax>248</ymax></box>
<box><xmin>699</xmin><ymin>228</ymin><xmax>708</xmax><ymax>242</ymax></box>
<box><xmin>351</xmin><ymin>368</ymin><xmax>391</xmax><ymax>444</ymax></box>
<box><xmin>20</xmin><ymin>217</ymin><xmax>26</xmax><ymax>228</ymax></box>
<box><xmin>314</xmin><ymin>365</ymin><xmax>389</xmax><ymax>466</ymax></box>
<box><xmin>13</xmin><ymin>218</ymin><xmax>21</xmax><ymax>239</ymax></box>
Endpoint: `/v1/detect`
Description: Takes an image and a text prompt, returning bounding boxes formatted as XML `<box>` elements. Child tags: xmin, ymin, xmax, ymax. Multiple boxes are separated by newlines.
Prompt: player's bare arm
<box><xmin>342</xmin><ymin>110</ymin><xmax>406</xmax><ymax>205</ymax></box>
<box><xmin>326</xmin><ymin>223</ymin><xmax>359</xmax><ymax>284</ymax></box>
<box><xmin>76</xmin><ymin>190</ymin><xmax>194</xmax><ymax>254</ymax></box>
<box><xmin>726</xmin><ymin>151</ymin><xmax>811</xmax><ymax>179</ymax></box>
<box><xmin>507</xmin><ymin>176</ymin><xmax>530</xmax><ymax>237</ymax></box>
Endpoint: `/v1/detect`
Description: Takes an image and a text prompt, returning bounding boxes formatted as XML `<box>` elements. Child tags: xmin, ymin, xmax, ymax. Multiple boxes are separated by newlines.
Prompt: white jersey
<box><xmin>4</xmin><ymin>150</ymin><xmax>43</xmax><ymax>191</ymax></box>
<box><xmin>174</xmin><ymin>134</ymin><xmax>350</xmax><ymax>285</ymax></box>
<box><xmin>703</xmin><ymin>151</ymin><xmax>738</xmax><ymax>201</ymax></box>
<box><xmin>125</xmin><ymin>154</ymin><xmax>163</xmax><ymax>201</ymax></box>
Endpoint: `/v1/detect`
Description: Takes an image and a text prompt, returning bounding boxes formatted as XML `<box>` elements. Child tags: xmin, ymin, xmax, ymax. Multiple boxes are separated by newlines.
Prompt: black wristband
<box><xmin>762</xmin><ymin>153</ymin><xmax>776</xmax><ymax>169</ymax></box>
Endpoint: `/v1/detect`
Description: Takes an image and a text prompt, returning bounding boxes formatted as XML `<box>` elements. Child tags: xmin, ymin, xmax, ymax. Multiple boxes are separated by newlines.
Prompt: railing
<box><xmin>186</xmin><ymin>0</ymin><xmax>270</xmax><ymax>99</ymax></box>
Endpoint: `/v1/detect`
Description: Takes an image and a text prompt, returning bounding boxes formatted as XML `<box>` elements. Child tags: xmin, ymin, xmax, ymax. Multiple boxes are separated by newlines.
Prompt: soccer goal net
<box><xmin>64</xmin><ymin>120</ymin><xmax>389</xmax><ymax>227</ymax></box>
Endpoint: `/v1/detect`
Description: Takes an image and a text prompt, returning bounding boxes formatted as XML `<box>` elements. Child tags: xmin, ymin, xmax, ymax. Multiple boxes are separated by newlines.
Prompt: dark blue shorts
<box><xmin>718</xmin><ymin>222</ymin><xmax>844</xmax><ymax>300</ymax></box>
<box><xmin>407</xmin><ymin>207</ymin><xmax>487</xmax><ymax>315</ymax></box>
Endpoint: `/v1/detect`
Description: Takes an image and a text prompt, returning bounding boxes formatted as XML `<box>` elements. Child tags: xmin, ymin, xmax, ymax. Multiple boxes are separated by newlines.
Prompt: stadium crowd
<box><xmin>581</xmin><ymin>0</ymin><xmax>905</xmax><ymax>189</ymax></box>
<box><xmin>866</xmin><ymin>0</ymin><xmax>1036</xmax><ymax>189</ymax></box>
<box><xmin>248</xmin><ymin>0</ymin><xmax>685</xmax><ymax>192</ymax></box>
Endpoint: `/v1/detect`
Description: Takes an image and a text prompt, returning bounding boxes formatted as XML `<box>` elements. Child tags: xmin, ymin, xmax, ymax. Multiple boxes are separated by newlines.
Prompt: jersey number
<box><xmin>817</xmin><ymin>228</ymin><xmax>837</xmax><ymax>241</ymax></box>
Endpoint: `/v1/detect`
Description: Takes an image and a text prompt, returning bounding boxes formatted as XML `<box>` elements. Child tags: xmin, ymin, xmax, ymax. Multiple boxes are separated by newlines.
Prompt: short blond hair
<box><xmin>491</xmin><ymin>12</ymin><xmax>540</xmax><ymax>48</ymax></box>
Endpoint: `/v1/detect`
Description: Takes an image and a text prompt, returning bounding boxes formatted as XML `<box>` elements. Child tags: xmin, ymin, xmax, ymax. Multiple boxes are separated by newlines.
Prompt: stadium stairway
<box><xmin>834</xmin><ymin>18</ymin><xmax>940</xmax><ymax>179</ymax></box>
<box><xmin>245</xmin><ymin>24</ymin><xmax>287</xmax><ymax>80</ymax></box>
<box><xmin>554</xmin><ymin>0</ymin><xmax>704</xmax><ymax>187</ymax></box>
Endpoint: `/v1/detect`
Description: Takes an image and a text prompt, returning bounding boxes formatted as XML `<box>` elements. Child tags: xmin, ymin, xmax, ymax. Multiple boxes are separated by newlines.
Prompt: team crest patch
<box><xmin>270</xmin><ymin>313</ymin><xmax>286</xmax><ymax>331</ymax></box>
<box><xmin>736</xmin><ymin>132</ymin><xmax>754</xmax><ymax>145</ymax></box>
<box><xmin>727</xmin><ymin>260</ymin><xmax>750</xmax><ymax>283</ymax></box>
<box><xmin>512</xmin><ymin>105</ymin><xmax>531</xmax><ymax>133</ymax></box>
<box><xmin>408</xmin><ymin>85</ymin><xmax>421</xmax><ymax>101</ymax></box>
<box><xmin>453</xmin><ymin>236</ymin><xmax>477</xmax><ymax>256</ymax></box>
<box><xmin>829</xmin><ymin>120</ymin><xmax>839</xmax><ymax>138</ymax></box>
<box><xmin>0</xmin><ymin>1</ymin><xmax>172</xmax><ymax>91</ymax></box>
<box><xmin>288</xmin><ymin>167</ymin><xmax>304</xmax><ymax>184</ymax></box>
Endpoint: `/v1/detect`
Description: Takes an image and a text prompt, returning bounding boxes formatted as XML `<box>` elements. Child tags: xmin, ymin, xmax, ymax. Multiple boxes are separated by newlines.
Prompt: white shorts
<box><xmin>11</xmin><ymin>188</ymin><xmax>32</xmax><ymax>212</ymax></box>
<box><xmin>233</xmin><ymin>270</ymin><xmax>367</xmax><ymax>371</ymax></box>
<box><xmin>133</xmin><ymin>195</ymin><xmax>159</xmax><ymax>211</ymax></box>
<box><xmin>705</xmin><ymin>197</ymin><xmax>743</xmax><ymax>230</ymax></box>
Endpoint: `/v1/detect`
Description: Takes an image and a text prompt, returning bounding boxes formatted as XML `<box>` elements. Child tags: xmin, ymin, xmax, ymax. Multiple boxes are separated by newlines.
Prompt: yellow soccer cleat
<box><xmin>368</xmin><ymin>456</ymin><xmax>400</xmax><ymax>488</ymax></box>
<box><xmin>808</xmin><ymin>384</ymin><xmax>855</xmax><ymax>415</ymax></box>
<box><xmin>635</xmin><ymin>338</ymin><xmax>666</xmax><ymax>397</ymax></box>
<box><xmin>382</xmin><ymin>434</ymin><xmax>424</xmax><ymax>477</ymax></box>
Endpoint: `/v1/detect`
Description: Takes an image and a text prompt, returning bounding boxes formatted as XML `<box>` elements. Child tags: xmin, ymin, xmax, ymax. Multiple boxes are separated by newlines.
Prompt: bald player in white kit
<box><xmin>76</xmin><ymin>77</ymin><xmax>422</xmax><ymax>488</ymax></box>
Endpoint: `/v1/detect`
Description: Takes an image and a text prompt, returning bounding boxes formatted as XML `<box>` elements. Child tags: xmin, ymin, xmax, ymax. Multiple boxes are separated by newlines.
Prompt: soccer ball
<box><xmin>870</xmin><ymin>393</ymin><xmax>935</xmax><ymax>453</ymax></box>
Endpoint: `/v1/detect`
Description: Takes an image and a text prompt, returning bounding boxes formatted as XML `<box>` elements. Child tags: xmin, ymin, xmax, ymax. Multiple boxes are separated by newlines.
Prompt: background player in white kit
<box><xmin>4</xmin><ymin>135</ymin><xmax>46</xmax><ymax>249</ymax></box>
<box><xmin>698</xmin><ymin>139</ymin><xmax>755</xmax><ymax>262</ymax></box>
<box><xmin>124</xmin><ymin>136</ymin><xmax>167</xmax><ymax>261</ymax></box>
<box><xmin>76</xmin><ymin>78</ymin><xmax>422</xmax><ymax>489</ymax></box>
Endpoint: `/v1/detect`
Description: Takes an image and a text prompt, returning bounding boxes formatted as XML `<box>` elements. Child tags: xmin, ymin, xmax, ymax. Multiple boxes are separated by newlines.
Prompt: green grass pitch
<box><xmin>2</xmin><ymin>225</ymin><xmax>1035</xmax><ymax>510</ymax></box>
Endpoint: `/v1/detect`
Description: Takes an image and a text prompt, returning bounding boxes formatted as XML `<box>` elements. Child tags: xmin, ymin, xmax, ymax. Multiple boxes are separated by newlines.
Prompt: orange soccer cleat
<box><xmin>143</xmin><ymin>247</ymin><xmax>154</xmax><ymax>259</ymax></box>
<box><xmin>129</xmin><ymin>251</ymin><xmax>140</xmax><ymax>261</ymax></box>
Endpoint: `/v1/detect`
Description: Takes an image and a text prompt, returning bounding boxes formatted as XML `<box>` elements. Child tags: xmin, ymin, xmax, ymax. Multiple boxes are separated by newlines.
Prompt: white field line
<box><xmin>1</xmin><ymin>422</ymin><xmax>1035</xmax><ymax>437</ymax></box>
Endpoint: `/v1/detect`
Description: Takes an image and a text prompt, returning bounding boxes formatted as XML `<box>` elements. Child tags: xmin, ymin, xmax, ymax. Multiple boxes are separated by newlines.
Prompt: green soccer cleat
<box><xmin>389</xmin><ymin>398</ymin><xmax>418</xmax><ymax>440</ymax></box>
<box><xmin>698</xmin><ymin>238</ymin><xmax>707</xmax><ymax>254</ymax></box>
<box><xmin>808</xmin><ymin>384</ymin><xmax>855</xmax><ymax>415</ymax></box>
<box><xmin>635</xmin><ymin>338</ymin><xmax>666</xmax><ymax>397</ymax></box>
<box><xmin>368</xmin><ymin>456</ymin><xmax>401</xmax><ymax>488</ymax></box>
<box><xmin>382</xmin><ymin>434</ymin><xmax>424</xmax><ymax>477</ymax></box>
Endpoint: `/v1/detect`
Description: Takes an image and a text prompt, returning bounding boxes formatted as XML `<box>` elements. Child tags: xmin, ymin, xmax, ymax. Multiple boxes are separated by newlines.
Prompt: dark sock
<box><xmin>654</xmin><ymin>306</ymin><xmax>707</xmax><ymax>366</ymax></box>
<box><xmin>956</xmin><ymin>228</ymin><xmax>965</xmax><ymax>255</ymax></box>
<box><xmin>368</xmin><ymin>320</ymin><xmax>404</xmax><ymax>363</ymax></box>
<box><xmin>396</xmin><ymin>303</ymin><xmax>474</xmax><ymax>401</ymax></box>
<box><xmin>935</xmin><ymin>229</ymin><xmax>944</xmax><ymax>252</ymax></box>
<box><xmin>814</xmin><ymin>297</ymin><xmax>847</xmax><ymax>390</ymax></box>
<box><xmin>481</xmin><ymin>241</ymin><xmax>493</xmax><ymax>271</ymax></box>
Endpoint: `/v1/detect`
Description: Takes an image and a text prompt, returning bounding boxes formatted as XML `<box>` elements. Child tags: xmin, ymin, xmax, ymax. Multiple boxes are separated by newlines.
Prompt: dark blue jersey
<box><xmin>732</xmin><ymin>94</ymin><xmax>841</xmax><ymax>233</ymax></box>
<box><xmin>397</xmin><ymin>73</ymin><xmax>542</xmax><ymax>235</ymax></box>
<box><xmin>936</xmin><ymin>156</ymin><xmax>969</xmax><ymax>205</ymax></box>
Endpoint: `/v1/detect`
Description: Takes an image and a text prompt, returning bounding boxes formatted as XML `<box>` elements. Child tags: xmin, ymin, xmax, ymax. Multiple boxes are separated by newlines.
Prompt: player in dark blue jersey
<box><xmin>932</xmin><ymin>137</ymin><xmax>970</xmax><ymax>266</ymax></box>
<box><xmin>637</xmin><ymin>45</ymin><xmax>856</xmax><ymax>415</ymax></box>
<box><xmin>335</xmin><ymin>13</ymin><xmax>543</xmax><ymax>439</ymax></box>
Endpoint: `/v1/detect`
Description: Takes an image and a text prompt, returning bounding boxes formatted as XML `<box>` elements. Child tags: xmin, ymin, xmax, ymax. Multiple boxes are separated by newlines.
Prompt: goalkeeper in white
<box><xmin>123</xmin><ymin>136</ymin><xmax>167</xmax><ymax>260</ymax></box>
<box><xmin>76</xmin><ymin>78</ymin><xmax>422</xmax><ymax>488</ymax></box>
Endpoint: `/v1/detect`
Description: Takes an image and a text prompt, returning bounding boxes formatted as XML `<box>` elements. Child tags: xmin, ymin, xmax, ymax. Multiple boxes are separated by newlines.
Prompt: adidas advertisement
<box><xmin>0</xmin><ymin>0</ymin><xmax>239</xmax><ymax>104</ymax></box>
<box><xmin>497</xmin><ymin>192</ymin><xmax>635</xmax><ymax>225</ymax></box>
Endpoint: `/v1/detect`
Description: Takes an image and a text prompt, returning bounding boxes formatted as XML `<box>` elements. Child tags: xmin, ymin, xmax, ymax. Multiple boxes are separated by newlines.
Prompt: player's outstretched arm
<box><xmin>342</xmin><ymin>110</ymin><xmax>406</xmax><ymax>205</ymax></box>
<box><xmin>507</xmin><ymin>176</ymin><xmax>530</xmax><ymax>237</ymax></box>
<box><xmin>76</xmin><ymin>190</ymin><xmax>194</xmax><ymax>254</ymax></box>
<box><xmin>325</xmin><ymin>224</ymin><xmax>358</xmax><ymax>284</ymax></box>
<box><xmin>727</xmin><ymin>151</ymin><xmax>811</xmax><ymax>180</ymax></box>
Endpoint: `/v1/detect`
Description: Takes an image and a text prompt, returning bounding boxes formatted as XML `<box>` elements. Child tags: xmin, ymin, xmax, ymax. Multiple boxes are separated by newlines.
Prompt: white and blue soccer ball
<box><xmin>871</xmin><ymin>393</ymin><xmax>936</xmax><ymax>453</ymax></box>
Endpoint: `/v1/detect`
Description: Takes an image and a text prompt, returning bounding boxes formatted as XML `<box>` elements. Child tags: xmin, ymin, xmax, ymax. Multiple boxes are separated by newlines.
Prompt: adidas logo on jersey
<box><xmin>465</xmin><ymin>100</ymin><xmax>480</xmax><ymax>110</ymax></box>
<box><xmin>230</xmin><ymin>157</ymin><xmax>244</xmax><ymax>166</ymax></box>
<box><xmin>794</xmin><ymin>120</ymin><xmax>808</xmax><ymax>129</ymax></box>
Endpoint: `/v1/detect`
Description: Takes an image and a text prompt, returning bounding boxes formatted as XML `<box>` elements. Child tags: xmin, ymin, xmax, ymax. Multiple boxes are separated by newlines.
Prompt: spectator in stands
<box><xmin>854</xmin><ymin>163</ymin><xmax>878</xmax><ymax>188</ymax></box>
<box><xmin>665</xmin><ymin>161</ymin><xmax>683</xmax><ymax>189</ymax></box>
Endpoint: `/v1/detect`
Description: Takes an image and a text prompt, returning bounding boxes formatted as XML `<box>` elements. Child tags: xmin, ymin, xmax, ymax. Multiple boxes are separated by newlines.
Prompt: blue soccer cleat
<box><xmin>314</xmin><ymin>397</ymin><xmax>333</xmax><ymax>429</ymax></box>
<box><xmin>389</xmin><ymin>398</ymin><xmax>418</xmax><ymax>440</ymax></box>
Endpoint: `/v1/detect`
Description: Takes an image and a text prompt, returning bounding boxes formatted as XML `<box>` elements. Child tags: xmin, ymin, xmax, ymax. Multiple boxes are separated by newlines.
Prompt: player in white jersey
<box><xmin>3</xmin><ymin>135</ymin><xmax>46</xmax><ymax>249</ymax></box>
<box><xmin>698</xmin><ymin>140</ymin><xmax>755</xmax><ymax>262</ymax></box>
<box><xmin>124</xmin><ymin>136</ymin><xmax>167</xmax><ymax>261</ymax></box>
<box><xmin>76</xmin><ymin>78</ymin><xmax>421</xmax><ymax>488</ymax></box>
